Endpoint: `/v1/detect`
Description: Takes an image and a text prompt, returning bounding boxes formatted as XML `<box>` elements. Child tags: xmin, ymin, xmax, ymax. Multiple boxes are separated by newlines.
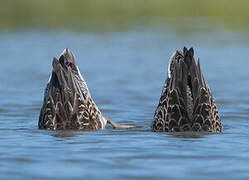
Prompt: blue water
<box><xmin>1</xmin><ymin>26</ymin><xmax>249</xmax><ymax>179</ymax></box>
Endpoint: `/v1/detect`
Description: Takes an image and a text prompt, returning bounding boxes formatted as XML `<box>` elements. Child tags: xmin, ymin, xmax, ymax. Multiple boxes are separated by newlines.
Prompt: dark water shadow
<box><xmin>41</xmin><ymin>129</ymin><xmax>88</xmax><ymax>139</ymax></box>
<box><xmin>167</xmin><ymin>131</ymin><xmax>216</xmax><ymax>139</ymax></box>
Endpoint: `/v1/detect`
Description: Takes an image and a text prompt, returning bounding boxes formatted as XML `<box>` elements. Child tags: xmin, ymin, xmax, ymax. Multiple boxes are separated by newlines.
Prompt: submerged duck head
<box><xmin>39</xmin><ymin>49</ymin><xmax>107</xmax><ymax>130</ymax></box>
<box><xmin>153</xmin><ymin>47</ymin><xmax>221</xmax><ymax>133</ymax></box>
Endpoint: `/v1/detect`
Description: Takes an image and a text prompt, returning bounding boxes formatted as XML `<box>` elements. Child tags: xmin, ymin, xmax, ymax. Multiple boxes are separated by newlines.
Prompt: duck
<box><xmin>152</xmin><ymin>47</ymin><xmax>222</xmax><ymax>133</ymax></box>
<box><xmin>39</xmin><ymin>48</ymin><xmax>132</xmax><ymax>130</ymax></box>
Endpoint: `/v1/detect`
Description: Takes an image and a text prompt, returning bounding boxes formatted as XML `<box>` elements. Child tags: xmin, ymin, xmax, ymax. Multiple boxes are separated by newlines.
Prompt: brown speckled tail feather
<box><xmin>39</xmin><ymin>49</ymin><xmax>106</xmax><ymax>130</ymax></box>
<box><xmin>153</xmin><ymin>47</ymin><xmax>222</xmax><ymax>133</ymax></box>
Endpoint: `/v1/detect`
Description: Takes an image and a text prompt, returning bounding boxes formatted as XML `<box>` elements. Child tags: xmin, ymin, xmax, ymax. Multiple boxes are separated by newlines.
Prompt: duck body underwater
<box><xmin>153</xmin><ymin>47</ymin><xmax>222</xmax><ymax>133</ymax></box>
<box><xmin>39</xmin><ymin>49</ymin><xmax>131</xmax><ymax>130</ymax></box>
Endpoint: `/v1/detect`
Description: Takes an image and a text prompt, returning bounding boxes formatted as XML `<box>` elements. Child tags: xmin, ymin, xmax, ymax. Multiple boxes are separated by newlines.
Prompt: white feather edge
<box><xmin>168</xmin><ymin>51</ymin><xmax>177</xmax><ymax>78</ymax></box>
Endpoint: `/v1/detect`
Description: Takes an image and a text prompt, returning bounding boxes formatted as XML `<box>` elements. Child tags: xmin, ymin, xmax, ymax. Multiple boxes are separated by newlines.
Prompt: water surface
<box><xmin>1</xmin><ymin>23</ymin><xmax>249</xmax><ymax>180</ymax></box>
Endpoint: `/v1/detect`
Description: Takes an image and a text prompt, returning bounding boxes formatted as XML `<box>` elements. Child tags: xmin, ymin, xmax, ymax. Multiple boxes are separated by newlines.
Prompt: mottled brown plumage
<box><xmin>152</xmin><ymin>47</ymin><xmax>222</xmax><ymax>133</ymax></box>
<box><xmin>39</xmin><ymin>49</ymin><xmax>106</xmax><ymax>130</ymax></box>
<box><xmin>39</xmin><ymin>49</ymin><xmax>133</xmax><ymax>130</ymax></box>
